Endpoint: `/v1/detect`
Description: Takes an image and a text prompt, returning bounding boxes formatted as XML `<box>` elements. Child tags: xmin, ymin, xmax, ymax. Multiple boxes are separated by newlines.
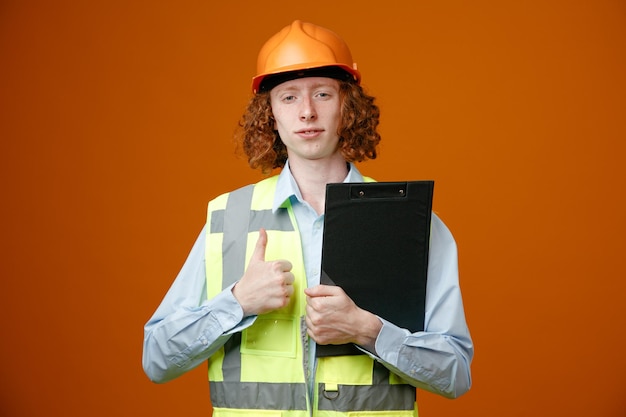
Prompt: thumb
<box><xmin>250</xmin><ymin>228</ymin><xmax>268</xmax><ymax>262</ymax></box>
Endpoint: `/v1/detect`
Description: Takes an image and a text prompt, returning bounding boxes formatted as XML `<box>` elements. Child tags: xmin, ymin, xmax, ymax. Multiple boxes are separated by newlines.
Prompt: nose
<box><xmin>299</xmin><ymin>97</ymin><xmax>317</xmax><ymax>121</ymax></box>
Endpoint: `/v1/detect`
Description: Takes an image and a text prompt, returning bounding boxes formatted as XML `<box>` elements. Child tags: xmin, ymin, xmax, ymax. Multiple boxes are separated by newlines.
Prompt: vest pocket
<box><xmin>240</xmin><ymin>314</ymin><xmax>297</xmax><ymax>357</ymax></box>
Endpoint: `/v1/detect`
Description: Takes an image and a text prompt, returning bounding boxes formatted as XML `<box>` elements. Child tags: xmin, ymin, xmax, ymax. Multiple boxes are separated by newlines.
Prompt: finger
<box><xmin>284</xmin><ymin>272</ymin><xmax>295</xmax><ymax>285</ymax></box>
<box><xmin>304</xmin><ymin>284</ymin><xmax>338</xmax><ymax>297</ymax></box>
<box><xmin>285</xmin><ymin>283</ymin><xmax>294</xmax><ymax>297</ymax></box>
<box><xmin>250</xmin><ymin>228</ymin><xmax>268</xmax><ymax>262</ymax></box>
<box><xmin>305</xmin><ymin>298</ymin><xmax>317</xmax><ymax>315</ymax></box>
<box><xmin>274</xmin><ymin>260</ymin><xmax>293</xmax><ymax>273</ymax></box>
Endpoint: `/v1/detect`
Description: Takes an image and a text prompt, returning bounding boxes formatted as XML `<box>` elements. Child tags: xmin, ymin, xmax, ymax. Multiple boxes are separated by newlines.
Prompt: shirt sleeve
<box><xmin>142</xmin><ymin>225</ymin><xmax>255</xmax><ymax>383</ymax></box>
<box><xmin>369</xmin><ymin>213</ymin><xmax>474</xmax><ymax>398</ymax></box>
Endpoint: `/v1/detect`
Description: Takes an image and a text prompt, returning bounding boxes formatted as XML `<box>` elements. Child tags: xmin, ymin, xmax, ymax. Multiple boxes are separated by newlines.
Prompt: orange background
<box><xmin>1</xmin><ymin>1</ymin><xmax>625</xmax><ymax>416</ymax></box>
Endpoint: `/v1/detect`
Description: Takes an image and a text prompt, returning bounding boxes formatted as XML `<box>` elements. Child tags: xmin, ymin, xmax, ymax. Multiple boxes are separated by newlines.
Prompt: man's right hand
<box><xmin>232</xmin><ymin>228</ymin><xmax>295</xmax><ymax>316</ymax></box>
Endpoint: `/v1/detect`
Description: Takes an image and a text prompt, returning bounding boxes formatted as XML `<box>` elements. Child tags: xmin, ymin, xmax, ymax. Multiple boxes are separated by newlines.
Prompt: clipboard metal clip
<box><xmin>350</xmin><ymin>182</ymin><xmax>408</xmax><ymax>200</ymax></box>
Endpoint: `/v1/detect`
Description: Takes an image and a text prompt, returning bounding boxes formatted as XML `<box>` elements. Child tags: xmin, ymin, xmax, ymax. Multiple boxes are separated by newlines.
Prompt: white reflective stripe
<box><xmin>210</xmin><ymin>381</ymin><xmax>415</xmax><ymax>412</ymax></box>
<box><xmin>250</xmin><ymin>209</ymin><xmax>294</xmax><ymax>232</ymax></box>
<box><xmin>373</xmin><ymin>360</ymin><xmax>390</xmax><ymax>385</ymax></box>
<box><xmin>317</xmin><ymin>383</ymin><xmax>416</xmax><ymax>411</ymax></box>
<box><xmin>210</xmin><ymin>209</ymin><xmax>294</xmax><ymax>234</ymax></box>
<box><xmin>221</xmin><ymin>333</ymin><xmax>242</xmax><ymax>382</ymax></box>
<box><xmin>210</xmin><ymin>381</ymin><xmax>308</xmax><ymax>410</ymax></box>
<box><xmin>221</xmin><ymin>184</ymin><xmax>254</xmax><ymax>289</ymax></box>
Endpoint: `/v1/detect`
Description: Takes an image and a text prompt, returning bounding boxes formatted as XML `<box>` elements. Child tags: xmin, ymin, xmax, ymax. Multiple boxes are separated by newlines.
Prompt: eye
<box><xmin>282</xmin><ymin>95</ymin><xmax>296</xmax><ymax>102</ymax></box>
<box><xmin>315</xmin><ymin>91</ymin><xmax>335</xmax><ymax>100</ymax></box>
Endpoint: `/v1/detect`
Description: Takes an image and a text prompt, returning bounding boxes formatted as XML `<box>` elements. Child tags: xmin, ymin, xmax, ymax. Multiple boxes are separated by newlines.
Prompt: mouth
<box><xmin>296</xmin><ymin>128</ymin><xmax>324</xmax><ymax>137</ymax></box>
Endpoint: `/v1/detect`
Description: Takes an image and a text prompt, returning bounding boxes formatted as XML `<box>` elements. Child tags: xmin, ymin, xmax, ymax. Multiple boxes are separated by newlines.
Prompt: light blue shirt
<box><xmin>143</xmin><ymin>162</ymin><xmax>474</xmax><ymax>398</ymax></box>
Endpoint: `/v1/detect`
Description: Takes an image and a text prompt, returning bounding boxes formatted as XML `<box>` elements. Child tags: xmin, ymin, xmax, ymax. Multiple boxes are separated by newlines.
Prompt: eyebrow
<box><xmin>274</xmin><ymin>80</ymin><xmax>339</xmax><ymax>94</ymax></box>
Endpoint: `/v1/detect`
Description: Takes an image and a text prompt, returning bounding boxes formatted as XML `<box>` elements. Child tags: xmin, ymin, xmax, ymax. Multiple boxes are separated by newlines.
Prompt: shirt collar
<box><xmin>272</xmin><ymin>160</ymin><xmax>365</xmax><ymax>213</ymax></box>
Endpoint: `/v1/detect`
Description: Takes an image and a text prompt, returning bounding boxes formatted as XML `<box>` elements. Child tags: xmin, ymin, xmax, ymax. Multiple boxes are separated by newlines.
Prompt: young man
<box><xmin>143</xmin><ymin>20</ymin><xmax>473</xmax><ymax>416</ymax></box>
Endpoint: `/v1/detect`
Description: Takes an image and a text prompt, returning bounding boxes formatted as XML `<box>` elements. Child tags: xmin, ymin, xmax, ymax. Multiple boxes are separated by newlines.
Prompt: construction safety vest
<box><xmin>205</xmin><ymin>175</ymin><xmax>418</xmax><ymax>417</ymax></box>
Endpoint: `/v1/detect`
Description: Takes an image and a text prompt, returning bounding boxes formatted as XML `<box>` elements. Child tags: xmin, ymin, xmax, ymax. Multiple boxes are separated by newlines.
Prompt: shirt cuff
<box><xmin>373</xmin><ymin>317</ymin><xmax>411</xmax><ymax>364</ymax></box>
<box><xmin>209</xmin><ymin>283</ymin><xmax>256</xmax><ymax>334</ymax></box>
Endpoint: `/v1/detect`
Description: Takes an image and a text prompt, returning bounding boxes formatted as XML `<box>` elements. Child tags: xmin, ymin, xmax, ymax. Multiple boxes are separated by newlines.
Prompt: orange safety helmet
<box><xmin>252</xmin><ymin>20</ymin><xmax>361</xmax><ymax>93</ymax></box>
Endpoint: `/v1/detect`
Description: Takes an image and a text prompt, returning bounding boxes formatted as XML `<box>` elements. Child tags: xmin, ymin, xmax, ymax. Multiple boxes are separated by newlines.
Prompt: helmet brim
<box><xmin>252</xmin><ymin>64</ymin><xmax>361</xmax><ymax>94</ymax></box>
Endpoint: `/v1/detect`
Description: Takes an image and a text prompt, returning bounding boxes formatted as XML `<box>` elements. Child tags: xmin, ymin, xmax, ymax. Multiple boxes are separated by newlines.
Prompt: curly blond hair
<box><xmin>236</xmin><ymin>81</ymin><xmax>380</xmax><ymax>174</ymax></box>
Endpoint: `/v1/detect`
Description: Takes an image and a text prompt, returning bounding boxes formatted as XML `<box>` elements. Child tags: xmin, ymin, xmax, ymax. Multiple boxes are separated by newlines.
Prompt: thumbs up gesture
<box><xmin>232</xmin><ymin>228</ymin><xmax>295</xmax><ymax>316</ymax></box>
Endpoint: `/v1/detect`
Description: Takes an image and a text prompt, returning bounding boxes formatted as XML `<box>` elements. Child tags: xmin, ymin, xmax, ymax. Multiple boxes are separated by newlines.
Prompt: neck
<box><xmin>289</xmin><ymin>157</ymin><xmax>349</xmax><ymax>215</ymax></box>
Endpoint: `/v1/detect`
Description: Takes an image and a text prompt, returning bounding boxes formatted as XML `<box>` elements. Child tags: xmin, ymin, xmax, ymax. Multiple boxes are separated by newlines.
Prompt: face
<box><xmin>270</xmin><ymin>77</ymin><xmax>343</xmax><ymax>165</ymax></box>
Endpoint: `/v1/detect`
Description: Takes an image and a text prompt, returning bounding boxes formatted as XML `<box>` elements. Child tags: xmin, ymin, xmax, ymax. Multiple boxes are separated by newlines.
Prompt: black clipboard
<box><xmin>316</xmin><ymin>181</ymin><xmax>434</xmax><ymax>357</ymax></box>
